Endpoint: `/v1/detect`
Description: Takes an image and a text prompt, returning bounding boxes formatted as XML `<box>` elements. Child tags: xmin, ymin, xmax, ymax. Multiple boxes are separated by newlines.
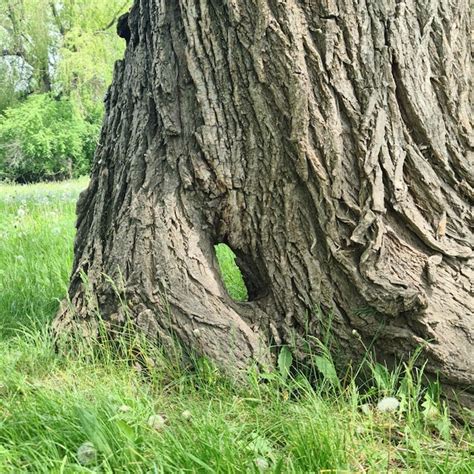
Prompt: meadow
<box><xmin>0</xmin><ymin>179</ymin><xmax>472</xmax><ymax>472</ymax></box>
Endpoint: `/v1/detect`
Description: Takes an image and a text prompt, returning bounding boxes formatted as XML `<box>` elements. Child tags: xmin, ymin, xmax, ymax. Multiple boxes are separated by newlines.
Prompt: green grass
<box><xmin>0</xmin><ymin>178</ymin><xmax>472</xmax><ymax>472</ymax></box>
<box><xmin>0</xmin><ymin>177</ymin><xmax>87</xmax><ymax>336</ymax></box>
<box><xmin>215</xmin><ymin>244</ymin><xmax>248</xmax><ymax>301</ymax></box>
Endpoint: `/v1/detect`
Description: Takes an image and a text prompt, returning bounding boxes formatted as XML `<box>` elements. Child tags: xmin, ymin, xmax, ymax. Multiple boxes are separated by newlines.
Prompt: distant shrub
<box><xmin>0</xmin><ymin>94</ymin><xmax>100</xmax><ymax>182</ymax></box>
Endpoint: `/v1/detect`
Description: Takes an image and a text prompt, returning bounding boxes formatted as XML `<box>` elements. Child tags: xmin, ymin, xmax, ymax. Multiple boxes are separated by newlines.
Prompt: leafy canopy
<box><xmin>0</xmin><ymin>0</ymin><xmax>131</xmax><ymax>181</ymax></box>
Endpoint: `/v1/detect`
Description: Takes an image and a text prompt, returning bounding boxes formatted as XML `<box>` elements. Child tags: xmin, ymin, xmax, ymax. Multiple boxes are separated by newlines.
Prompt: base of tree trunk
<box><xmin>55</xmin><ymin>0</ymin><xmax>473</xmax><ymax>410</ymax></box>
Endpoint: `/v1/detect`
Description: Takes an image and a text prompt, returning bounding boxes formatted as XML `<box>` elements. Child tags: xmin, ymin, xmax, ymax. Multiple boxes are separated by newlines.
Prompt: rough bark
<box><xmin>55</xmin><ymin>0</ymin><xmax>473</xmax><ymax>407</ymax></box>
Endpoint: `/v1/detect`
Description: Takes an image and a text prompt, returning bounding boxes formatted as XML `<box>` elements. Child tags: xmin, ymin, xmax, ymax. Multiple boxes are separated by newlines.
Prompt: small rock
<box><xmin>376</xmin><ymin>397</ymin><xmax>400</xmax><ymax>413</ymax></box>
<box><xmin>77</xmin><ymin>442</ymin><xmax>97</xmax><ymax>466</ymax></box>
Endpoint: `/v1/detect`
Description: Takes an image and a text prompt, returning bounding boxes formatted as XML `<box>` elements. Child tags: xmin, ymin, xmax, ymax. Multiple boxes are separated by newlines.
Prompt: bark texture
<box><xmin>55</xmin><ymin>0</ymin><xmax>473</xmax><ymax>406</ymax></box>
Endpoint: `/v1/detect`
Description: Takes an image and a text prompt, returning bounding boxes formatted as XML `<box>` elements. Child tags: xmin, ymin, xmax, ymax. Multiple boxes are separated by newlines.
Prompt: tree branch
<box><xmin>94</xmin><ymin>0</ymin><xmax>129</xmax><ymax>34</ymax></box>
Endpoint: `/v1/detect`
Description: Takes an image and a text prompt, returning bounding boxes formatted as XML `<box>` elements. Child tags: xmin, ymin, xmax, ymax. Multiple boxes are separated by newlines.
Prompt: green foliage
<box><xmin>0</xmin><ymin>61</ymin><xmax>24</xmax><ymax>111</ymax></box>
<box><xmin>0</xmin><ymin>0</ymin><xmax>130</xmax><ymax>181</ymax></box>
<box><xmin>0</xmin><ymin>180</ymin><xmax>472</xmax><ymax>472</ymax></box>
<box><xmin>215</xmin><ymin>243</ymin><xmax>249</xmax><ymax>301</ymax></box>
<box><xmin>54</xmin><ymin>0</ymin><xmax>129</xmax><ymax>103</ymax></box>
<box><xmin>0</xmin><ymin>0</ymin><xmax>129</xmax><ymax>102</ymax></box>
<box><xmin>278</xmin><ymin>346</ymin><xmax>293</xmax><ymax>382</ymax></box>
<box><xmin>314</xmin><ymin>352</ymin><xmax>340</xmax><ymax>390</ymax></box>
<box><xmin>0</xmin><ymin>94</ymin><xmax>99</xmax><ymax>181</ymax></box>
<box><xmin>0</xmin><ymin>177</ymin><xmax>86</xmax><ymax>334</ymax></box>
<box><xmin>0</xmin><ymin>0</ymin><xmax>57</xmax><ymax>94</ymax></box>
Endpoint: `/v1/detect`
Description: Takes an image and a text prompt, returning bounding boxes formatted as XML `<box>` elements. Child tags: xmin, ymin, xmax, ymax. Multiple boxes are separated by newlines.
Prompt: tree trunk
<box><xmin>55</xmin><ymin>0</ymin><xmax>473</xmax><ymax>407</ymax></box>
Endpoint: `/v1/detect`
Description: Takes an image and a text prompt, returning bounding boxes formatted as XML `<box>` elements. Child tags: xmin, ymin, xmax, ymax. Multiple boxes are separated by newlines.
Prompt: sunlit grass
<box><xmin>0</xmin><ymin>178</ymin><xmax>87</xmax><ymax>335</ymax></box>
<box><xmin>0</xmin><ymin>178</ymin><xmax>472</xmax><ymax>472</ymax></box>
<box><xmin>215</xmin><ymin>243</ymin><xmax>248</xmax><ymax>301</ymax></box>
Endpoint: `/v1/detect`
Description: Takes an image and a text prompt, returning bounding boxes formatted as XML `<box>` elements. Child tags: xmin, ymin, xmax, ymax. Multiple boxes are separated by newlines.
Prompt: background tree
<box><xmin>55</xmin><ymin>0</ymin><xmax>473</xmax><ymax>408</ymax></box>
<box><xmin>0</xmin><ymin>0</ymin><xmax>130</xmax><ymax>181</ymax></box>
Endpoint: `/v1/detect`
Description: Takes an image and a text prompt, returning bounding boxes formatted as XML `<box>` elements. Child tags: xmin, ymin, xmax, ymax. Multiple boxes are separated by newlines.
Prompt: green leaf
<box><xmin>278</xmin><ymin>346</ymin><xmax>293</xmax><ymax>382</ymax></box>
<box><xmin>434</xmin><ymin>417</ymin><xmax>451</xmax><ymax>440</ymax></box>
<box><xmin>115</xmin><ymin>419</ymin><xmax>136</xmax><ymax>442</ymax></box>
<box><xmin>314</xmin><ymin>355</ymin><xmax>339</xmax><ymax>387</ymax></box>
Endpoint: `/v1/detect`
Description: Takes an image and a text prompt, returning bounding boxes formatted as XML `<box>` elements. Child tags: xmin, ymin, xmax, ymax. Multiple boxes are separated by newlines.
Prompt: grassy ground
<box><xmin>0</xmin><ymin>179</ymin><xmax>472</xmax><ymax>473</ymax></box>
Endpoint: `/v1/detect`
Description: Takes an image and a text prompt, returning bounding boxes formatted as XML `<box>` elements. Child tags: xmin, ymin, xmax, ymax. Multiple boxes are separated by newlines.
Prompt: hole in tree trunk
<box><xmin>215</xmin><ymin>244</ymin><xmax>249</xmax><ymax>302</ymax></box>
<box><xmin>214</xmin><ymin>243</ymin><xmax>268</xmax><ymax>302</ymax></box>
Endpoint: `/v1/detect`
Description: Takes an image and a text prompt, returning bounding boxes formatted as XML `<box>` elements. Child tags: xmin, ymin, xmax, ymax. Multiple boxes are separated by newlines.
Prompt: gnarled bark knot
<box><xmin>54</xmin><ymin>0</ymin><xmax>473</xmax><ymax>408</ymax></box>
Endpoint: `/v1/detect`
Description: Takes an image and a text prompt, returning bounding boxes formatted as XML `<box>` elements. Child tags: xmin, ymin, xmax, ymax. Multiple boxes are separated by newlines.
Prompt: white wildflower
<box><xmin>16</xmin><ymin>207</ymin><xmax>26</xmax><ymax>218</ymax></box>
<box><xmin>181</xmin><ymin>410</ymin><xmax>192</xmax><ymax>420</ymax></box>
<box><xmin>255</xmin><ymin>457</ymin><xmax>269</xmax><ymax>471</ymax></box>
<box><xmin>359</xmin><ymin>403</ymin><xmax>371</xmax><ymax>415</ymax></box>
<box><xmin>148</xmin><ymin>414</ymin><xmax>167</xmax><ymax>431</ymax></box>
<box><xmin>376</xmin><ymin>397</ymin><xmax>400</xmax><ymax>413</ymax></box>
<box><xmin>355</xmin><ymin>425</ymin><xmax>365</xmax><ymax>435</ymax></box>
<box><xmin>76</xmin><ymin>441</ymin><xmax>97</xmax><ymax>466</ymax></box>
<box><xmin>118</xmin><ymin>404</ymin><xmax>132</xmax><ymax>413</ymax></box>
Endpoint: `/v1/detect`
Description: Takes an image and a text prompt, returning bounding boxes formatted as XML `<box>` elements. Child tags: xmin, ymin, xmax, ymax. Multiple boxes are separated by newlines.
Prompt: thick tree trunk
<box><xmin>55</xmin><ymin>0</ymin><xmax>473</xmax><ymax>407</ymax></box>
